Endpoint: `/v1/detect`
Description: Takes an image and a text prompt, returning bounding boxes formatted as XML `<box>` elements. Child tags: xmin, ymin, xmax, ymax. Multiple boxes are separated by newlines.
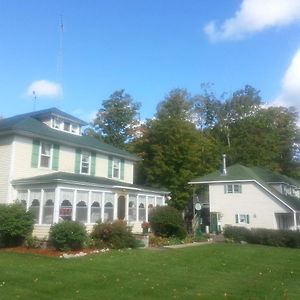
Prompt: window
<box><xmin>76</xmin><ymin>201</ymin><xmax>87</xmax><ymax>223</ymax></box>
<box><xmin>91</xmin><ymin>192</ymin><xmax>102</xmax><ymax>223</ymax></box>
<box><xmin>104</xmin><ymin>193</ymin><xmax>114</xmax><ymax>222</ymax></box>
<box><xmin>81</xmin><ymin>152</ymin><xmax>90</xmax><ymax>174</ymax></box>
<box><xmin>71</xmin><ymin>124</ymin><xmax>79</xmax><ymax>134</ymax></box>
<box><xmin>138</xmin><ymin>196</ymin><xmax>146</xmax><ymax>221</ymax></box>
<box><xmin>91</xmin><ymin>201</ymin><xmax>101</xmax><ymax>223</ymax></box>
<box><xmin>148</xmin><ymin>196</ymin><xmax>155</xmax><ymax>218</ymax></box>
<box><xmin>53</xmin><ymin>118</ymin><xmax>61</xmax><ymax>129</ymax></box>
<box><xmin>128</xmin><ymin>195</ymin><xmax>137</xmax><ymax>222</ymax></box>
<box><xmin>17</xmin><ymin>190</ymin><xmax>28</xmax><ymax>207</ymax></box>
<box><xmin>59</xmin><ymin>200</ymin><xmax>72</xmax><ymax>221</ymax></box>
<box><xmin>40</xmin><ymin>142</ymin><xmax>52</xmax><ymax>168</ymax></box>
<box><xmin>43</xmin><ymin>199</ymin><xmax>54</xmax><ymax>224</ymax></box>
<box><xmin>104</xmin><ymin>202</ymin><xmax>113</xmax><ymax>222</ymax></box>
<box><xmin>225</xmin><ymin>184</ymin><xmax>242</xmax><ymax>194</ymax></box>
<box><xmin>156</xmin><ymin>196</ymin><xmax>163</xmax><ymax>206</ymax></box>
<box><xmin>113</xmin><ymin>158</ymin><xmax>120</xmax><ymax>179</ymax></box>
<box><xmin>30</xmin><ymin>199</ymin><xmax>40</xmax><ymax>224</ymax></box>
<box><xmin>235</xmin><ymin>214</ymin><xmax>250</xmax><ymax>224</ymax></box>
<box><xmin>63</xmin><ymin>121</ymin><xmax>71</xmax><ymax>132</ymax></box>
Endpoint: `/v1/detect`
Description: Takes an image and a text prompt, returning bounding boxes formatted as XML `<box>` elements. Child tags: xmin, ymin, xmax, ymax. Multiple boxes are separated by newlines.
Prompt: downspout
<box><xmin>293</xmin><ymin>211</ymin><xmax>297</xmax><ymax>230</ymax></box>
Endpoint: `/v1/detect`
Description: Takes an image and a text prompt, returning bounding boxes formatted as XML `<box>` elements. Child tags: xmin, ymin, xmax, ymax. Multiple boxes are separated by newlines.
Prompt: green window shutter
<box><xmin>239</xmin><ymin>184</ymin><xmax>242</xmax><ymax>193</ymax></box>
<box><xmin>31</xmin><ymin>139</ymin><xmax>40</xmax><ymax>168</ymax></box>
<box><xmin>246</xmin><ymin>214</ymin><xmax>250</xmax><ymax>224</ymax></box>
<box><xmin>52</xmin><ymin>144</ymin><xmax>60</xmax><ymax>170</ymax></box>
<box><xmin>74</xmin><ymin>149</ymin><xmax>81</xmax><ymax>174</ymax></box>
<box><xmin>224</xmin><ymin>185</ymin><xmax>227</xmax><ymax>194</ymax></box>
<box><xmin>235</xmin><ymin>214</ymin><xmax>239</xmax><ymax>224</ymax></box>
<box><xmin>91</xmin><ymin>152</ymin><xmax>96</xmax><ymax>176</ymax></box>
<box><xmin>120</xmin><ymin>158</ymin><xmax>125</xmax><ymax>180</ymax></box>
<box><xmin>108</xmin><ymin>156</ymin><xmax>113</xmax><ymax>178</ymax></box>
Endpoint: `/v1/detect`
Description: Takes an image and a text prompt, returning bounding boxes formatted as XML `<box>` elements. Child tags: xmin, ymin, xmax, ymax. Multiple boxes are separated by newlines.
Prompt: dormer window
<box><xmin>71</xmin><ymin>124</ymin><xmax>79</xmax><ymax>134</ymax></box>
<box><xmin>53</xmin><ymin>118</ymin><xmax>61</xmax><ymax>129</ymax></box>
<box><xmin>64</xmin><ymin>121</ymin><xmax>71</xmax><ymax>132</ymax></box>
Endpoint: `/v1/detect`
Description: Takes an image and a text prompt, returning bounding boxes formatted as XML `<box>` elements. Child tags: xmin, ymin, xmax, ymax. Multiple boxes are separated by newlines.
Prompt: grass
<box><xmin>0</xmin><ymin>243</ymin><xmax>300</xmax><ymax>299</ymax></box>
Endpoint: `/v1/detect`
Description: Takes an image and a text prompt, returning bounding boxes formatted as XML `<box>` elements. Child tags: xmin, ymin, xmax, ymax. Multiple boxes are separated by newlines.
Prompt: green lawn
<box><xmin>0</xmin><ymin>244</ymin><xmax>300</xmax><ymax>299</ymax></box>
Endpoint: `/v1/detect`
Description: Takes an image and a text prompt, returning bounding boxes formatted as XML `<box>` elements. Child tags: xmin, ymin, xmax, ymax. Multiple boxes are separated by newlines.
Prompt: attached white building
<box><xmin>189</xmin><ymin>163</ymin><xmax>300</xmax><ymax>232</ymax></box>
<box><xmin>0</xmin><ymin>108</ymin><xmax>168</xmax><ymax>238</ymax></box>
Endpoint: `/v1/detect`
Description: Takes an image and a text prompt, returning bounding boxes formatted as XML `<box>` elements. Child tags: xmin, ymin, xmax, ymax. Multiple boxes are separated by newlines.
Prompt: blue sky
<box><xmin>1</xmin><ymin>0</ymin><xmax>300</xmax><ymax>122</ymax></box>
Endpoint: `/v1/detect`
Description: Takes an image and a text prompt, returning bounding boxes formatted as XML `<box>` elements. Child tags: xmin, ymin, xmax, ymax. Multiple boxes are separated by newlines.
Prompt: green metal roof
<box><xmin>12</xmin><ymin>172</ymin><xmax>169</xmax><ymax>194</ymax></box>
<box><xmin>0</xmin><ymin>107</ymin><xmax>87</xmax><ymax>126</ymax></box>
<box><xmin>189</xmin><ymin>164</ymin><xmax>300</xmax><ymax>211</ymax></box>
<box><xmin>0</xmin><ymin>109</ymin><xmax>138</xmax><ymax>160</ymax></box>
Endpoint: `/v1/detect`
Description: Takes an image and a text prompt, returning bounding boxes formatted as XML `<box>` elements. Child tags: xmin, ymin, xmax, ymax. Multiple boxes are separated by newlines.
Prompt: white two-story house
<box><xmin>189</xmin><ymin>158</ymin><xmax>300</xmax><ymax>232</ymax></box>
<box><xmin>0</xmin><ymin>108</ymin><xmax>168</xmax><ymax>237</ymax></box>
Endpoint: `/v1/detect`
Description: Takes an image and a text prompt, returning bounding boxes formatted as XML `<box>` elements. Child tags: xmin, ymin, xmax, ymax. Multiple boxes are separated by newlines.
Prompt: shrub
<box><xmin>149</xmin><ymin>206</ymin><xmax>187</xmax><ymax>239</ymax></box>
<box><xmin>223</xmin><ymin>226</ymin><xmax>300</xmax><ymax>248</ymax></box>
<box><xmin>91</xmin><ymin>220</ymin><xmax>140</xmax><ymax>249</ymax></box>
<box><xmin>49</xmin><ymin>221</ymin><xmax>87</xmax><ymax>251</ymax></box>
<box><xmin>0</xmin><ymin>203</ymin><xmax>34</xmax><ymax>247</ymax></box>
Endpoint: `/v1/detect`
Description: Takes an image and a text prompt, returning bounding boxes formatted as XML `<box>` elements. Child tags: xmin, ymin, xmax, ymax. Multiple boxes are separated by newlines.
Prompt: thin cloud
<box><xmin>204</xmin><ymin>0</ymin><xmax>300</xmax><ymax>42</ymax></box>
<box><xmin>273</xmin><ymin>48</ymin><xmax>300</xmax><ymax>115</ymax></box>
<box><xmin>26</xmin><ymin>80</ymin><xmax>62</xmax><ymax>98</ymax></box>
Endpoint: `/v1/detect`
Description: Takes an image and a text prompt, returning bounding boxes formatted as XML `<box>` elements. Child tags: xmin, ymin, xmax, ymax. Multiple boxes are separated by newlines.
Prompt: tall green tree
<box><xmin>89</xmin><ymin>90</ymin><xmax>141</xmax><ymax>149</ymax></box>
<box><xmin>130</xmin><ymin>89</ymin><xmax>220</xmax><ymax>210</ymax></box>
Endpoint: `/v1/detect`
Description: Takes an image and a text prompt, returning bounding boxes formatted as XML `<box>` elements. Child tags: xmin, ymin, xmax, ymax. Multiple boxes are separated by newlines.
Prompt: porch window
<box><xmin>128</xmin><ymin>195</ymin><xmax>137</xmax><ymax>222</ymax></box>
<box><xmin>156</xmin><ymin>196</ymin><xmax>163</xmax><ymax>206</ymax></box>
<box><xmin>225</xmin><ymin>184</ymin><xmax>242</xmax><ymax>194</ymax></box>
<box><xmin>76</xmin><ymin>201</ymin><xmax>87</xmax><ymax>223</ymax></box>
<box><xmin>90</xmin><ymin>192</ymin><xmax>102</xmax><ymax>223</ymax></box>
<box><xmin>104</xmin><ymin>202</ymin><xmax>113</xmax><ymax>222</ymax></box>
<box><xmin>148</xmin><ymin>196</ymin><xmax>155</xmax><ymax>218</ymax></box>
<box><xmin>104</xmin><ymin>193</ymin><xmax>114</xmax><ymax>222</ymax></box>
<box><xmin>43</xmin><ymin>199</ymin><xmax>54</xmax><ymax>224</ymax></box>
<box><xmin>138</xmin><ymin>196</ymin><xmax>146</xmax><ymax>221</ymax></box>
<box><xmin>91</xmin><ymin>201</ymin><xmax>101</xmax><ymax>223</ymax></box>
<box><xmin>17</xmin><ymin>190</ymin><xmax>28</xmax><ymax>207</ymax></box>
<box><xmin>30</xmin><ymin>199</ymin><xmax>40</xmax><ymax>224</ymax></box>
<box><xmin>60</xmin><ymin>200</ymin><xmax>73</xmax><ymax>221</ymax></box>
<box><xmin>40</xmin><ymin>142</ymin><xmax>52</xmax><ymax>168</ymax></box>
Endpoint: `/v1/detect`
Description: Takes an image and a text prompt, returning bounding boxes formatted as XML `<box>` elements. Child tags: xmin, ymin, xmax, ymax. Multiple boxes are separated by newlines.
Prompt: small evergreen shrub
<box><xmin>49</xmin><ymin>221</ymin><xmax>87</xmax><ymax>251</ymax></box>
<box><xmin>0</xmin><ymin>203</ymin><xmax>34</xmax><ymax>247</ymax></box>
<box><xmin>224</xmin><ymin>226</ymin><xmax>300</xmax><ymax>248</ymax></box>
<box><xmin>91</xmin><ymin>220</ymin><xmax>140</xmax><ymax>249</ymax></box>
<box><xmin>149</xmin><ymin>206</ymin><xmax>187</xmax><ymax>239</ymax></box>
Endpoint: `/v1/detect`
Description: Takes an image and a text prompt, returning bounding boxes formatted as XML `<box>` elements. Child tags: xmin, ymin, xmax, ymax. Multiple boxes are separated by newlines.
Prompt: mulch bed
<box><xmin>0</xmin><ymin>247</ymin><xmax>97</xmax><ymax>257</ymax></box>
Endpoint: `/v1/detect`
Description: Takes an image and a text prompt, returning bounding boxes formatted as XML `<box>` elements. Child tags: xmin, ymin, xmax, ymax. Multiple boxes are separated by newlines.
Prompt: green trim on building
<box><xmin>74</xmin><ymin>149</ymin><xmax>81</xmax><ymax>174</ymax></box>
<box><xmin>31</xmin><ymin>139</ymin><xmax>40</xmax><ymax>168</ymax></box>
<box><xmin>90</xmin><ymin>151</ymin><xmax>96</xmax><ymax>176</ymax></box>
<box><xmin>52</xmin><ymin>144</ymin><xmax>60</xmax><ymax>170</ymax></box>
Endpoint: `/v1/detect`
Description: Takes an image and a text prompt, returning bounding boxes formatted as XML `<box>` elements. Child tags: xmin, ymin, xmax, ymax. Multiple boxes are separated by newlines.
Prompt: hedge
<box><xmin>224</xmin><ymin>226</ymin><xmax>300</xmax><ymax>248</ymax></box>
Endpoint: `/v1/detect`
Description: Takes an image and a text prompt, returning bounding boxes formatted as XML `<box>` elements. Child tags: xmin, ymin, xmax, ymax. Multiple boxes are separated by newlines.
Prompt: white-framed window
<box><xmin>112</xmin><ymin>158</ymin><xmax>120</xmax><ymax>179</ymax></box>
<box><xmin>128</xmin><ymin>194</ymin><xmax>137</xmax><ymax>222</ymax></box>
<box><xmin>225</xmin><ymin>184</ymin><xmax>242</xmax><ymax>194</ymax></box>
<box><xmin>63</xmin><ymin>121</ymin><xmax>71</xmax><ymax>132</ymax></box>
<box><xmin>91</xmin><ymin>192</ymin><xmax>102</xmax><ymax>223</ymax></box>
<box><xmin>71</xmin><ymin>124</ymin><xmax>79</xmax><ymax>134</ymax></box>
<box><xmin>52</xmin><ymin>117</ymin><xmax>61</xmax><ymax>129</ymax></box>
<box><xmin>235</xmin><ymin>214</ymin><xmax>250</xmax><ymax>224</ymax></box>
<box><xmin>40</xmin><ymin>142</ymin><xmax>52</xmax><ymax>168</ymax></box>
<box><xmin>81</xmin><ymin>152</ymin><xmax>90</xmax><ymax>174</ymax></box>
<box><xmin>43</xmin><ymin>189</ymin><xmax>55</xmax><ymax>224</ymax></box>
<box><xmin>138</xmin><ymin>195</ymin><xmax>146</xmax><ymax>221</ymax></box>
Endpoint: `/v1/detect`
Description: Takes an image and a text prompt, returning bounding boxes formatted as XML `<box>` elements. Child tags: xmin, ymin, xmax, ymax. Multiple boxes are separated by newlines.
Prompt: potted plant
<box><xmin>141</xmin><ymin>221</ymin><xmax>150</xmax><ymax>235</ymax></box>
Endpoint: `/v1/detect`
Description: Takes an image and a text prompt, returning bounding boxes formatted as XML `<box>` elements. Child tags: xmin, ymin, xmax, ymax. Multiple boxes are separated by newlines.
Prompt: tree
<box><xmin>88</xmin><ymin>90</ymin><xmax>141</xmax><ymax>149</ymax></box>
<box><xmin>130</xmin><ymin>89</ymin><xmax>220</xmax><ymax>210</ymax></box>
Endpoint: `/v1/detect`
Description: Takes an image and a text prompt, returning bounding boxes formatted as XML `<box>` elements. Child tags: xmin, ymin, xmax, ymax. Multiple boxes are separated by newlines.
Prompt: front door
<box><xmin>117</xmin><ymin>195</ymin><xmax>126</xmax><ymax>220</ymax></box>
